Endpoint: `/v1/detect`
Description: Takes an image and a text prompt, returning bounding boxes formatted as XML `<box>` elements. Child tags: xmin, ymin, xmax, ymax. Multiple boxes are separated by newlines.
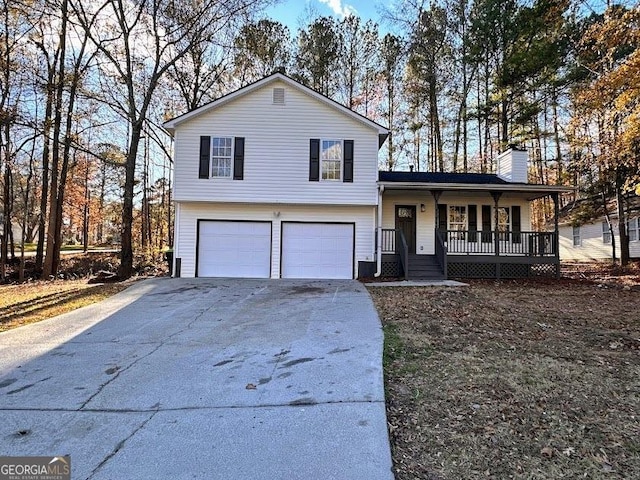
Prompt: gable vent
<box><xmin>272</xmin><ymin>87</ymin><xmax>285</xmax><ymax>105</ymax></box>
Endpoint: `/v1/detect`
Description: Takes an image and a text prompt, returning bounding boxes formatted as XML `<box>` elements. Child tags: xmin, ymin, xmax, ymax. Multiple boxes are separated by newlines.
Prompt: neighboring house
<box><xmin>558</xmin><ymin>196</ymin><xmax>640</xmax><ymax>262</ymax></box>
<box><xmin>164</xmin><ymin>73</ymin><xmax>571</xmax><ymax>280</ymax></box>
<box><xmin>0</xmin><ymin>212</ymin><xmax>27</xmax><ymax>249</ymax></box>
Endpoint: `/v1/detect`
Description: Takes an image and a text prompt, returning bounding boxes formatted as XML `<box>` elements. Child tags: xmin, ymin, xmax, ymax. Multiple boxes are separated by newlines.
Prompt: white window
<box><xmin>211</xmin><ymin>137</ymin><xmax>232</xmax><ymax>177</ymax></box>
<box><xmin>497</xmin><ymin>207</ymin><xmax>510</xmax><ymax>241</ymax></box>
<box><xmin>449</xmin><ymin>206</ymin><xmax>467</xmax><ymax>239</ymax></box>
<box><xmin>628</xmin><ymin>217</ymin><xmax>639</xmax><ymax>242</ymax></box>
<box><xmin>602</xmin><ymin>221</ymin><xmax>612</xmax><ymax>244</ymax></box>
<box><xmin>321</xmin><ymin>140</ymin><xmax>342</xmax><ymax>181</ymax></box>
<box><xmin>572</xmin><ymin>226</ymin><xmax>581</xmax><ymax>246</ymax></box>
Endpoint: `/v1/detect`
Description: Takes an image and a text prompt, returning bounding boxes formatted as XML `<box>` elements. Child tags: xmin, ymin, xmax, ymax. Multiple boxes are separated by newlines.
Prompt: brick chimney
<box><xmin>496</xmin><ymin>145</ymin><xmax>528</xmax><ymax>183</ymax></box>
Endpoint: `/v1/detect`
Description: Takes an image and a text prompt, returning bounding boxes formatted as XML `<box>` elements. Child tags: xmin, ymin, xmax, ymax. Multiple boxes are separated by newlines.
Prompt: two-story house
<box><xmin>164</xmin><ymin>73</ymin><xmax>571</xmax><ymax>280</ymax></box>
<box><xmin>164</xmin><ymin>73</ymin><xmax>387</xmax><ymax>280</ymax></box>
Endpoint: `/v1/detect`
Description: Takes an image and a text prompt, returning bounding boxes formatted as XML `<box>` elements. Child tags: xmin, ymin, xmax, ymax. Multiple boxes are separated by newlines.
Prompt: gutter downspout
<box><xmin>375</xmin><ymin>185</ymin><xmax>385</xmax><ymax>277</ymax></box>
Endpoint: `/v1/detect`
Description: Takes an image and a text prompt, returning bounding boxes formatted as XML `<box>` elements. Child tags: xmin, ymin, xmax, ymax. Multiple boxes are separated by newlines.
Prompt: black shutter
<box><xmin>481</xmin><ymin>205</ymin><xmax>492</xmax><ymax>243</ymax></box>
<box><xmin>343</xmin><ymin>140</ymin><xmax>354</xmax><ymax>182</ymax></box>
<box><xmin>309</xmin><ymin>139</ymin><xmax>320</xmax><ymax>181</ymax></box>
<box><xmin>468</xmin><ymin>205</ymin><xmax>478</xmax><ymax>242</ymax></box>
<box><xmin>199</xmin><ymin>136</ymin><xmax>210</xmax><ymax>178</ymax></box>
<box><xmin>512</xmin><ymin>205</ymin><xmax>521</xmax><ymax>243</ymax></box>
<box><xmin>438</xmin><ymin>204</ymin><xmax>447</xmax><ymax>231</ymax></box>
<box><xmin>233</xmin><ymin>137</ymin><xmax>245</xmax><ymax>180</ymax></box>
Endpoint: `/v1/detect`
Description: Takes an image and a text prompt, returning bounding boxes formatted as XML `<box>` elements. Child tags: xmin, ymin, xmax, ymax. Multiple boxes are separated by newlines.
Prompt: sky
<box><xmin>264</xmin><ymin>0</ymin><xmax>388</xmax><ymax>32</ymax></box>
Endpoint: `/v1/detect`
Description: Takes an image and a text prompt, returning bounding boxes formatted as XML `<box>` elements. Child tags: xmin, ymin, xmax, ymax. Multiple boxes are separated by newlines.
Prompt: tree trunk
<box><xmin>83</xmin><ymin>157</ymin><xmax>89</xmax><ymax>253</ymax></box>
<box><xmin>552</xmin><ymin>89</ymin><xmax>562</xmax><ymax>185</ymax></box>
<box><xmin>429</xmin><ymin>77</ymin><xmax>444</xmax><ymax>172</ymax></box>
<box><xmin>1</xmin><ymin>132</ymin><xmax>11</xmax><ymax>281</ymax></box>
<box><xmin>501</xmin><ymin>96</ymin><xmax>509</xmax><ymax>147</ymax></box>
<box><xmin>387</xmin><ymin>77</ymin><xmax>394</xmax><ymax>170</ymax></box>
<box><xmin>119</xmin><ymin>123</ymin><xmax>142</xmax><ymax>279</ymax></box>
<box><xmin>167</xmin><ymin>149</ymin><xmax>173</xmax><ymax>247</ymax></box>
<box><xmin>97</xmin><ymin>160</ymin><xmax>106</xmax><ymax>243</ymax></box>
<box><xmin>477</xmin><ymin>73</ymin><xmax>483</xmax><ymax>173</ymax></box>
<box><xmin>42</xmin><ymin>0</ymin><xmax>69</xmax><ymax>279</ymax></box>
<box><xmin>616</xmin><ymin>177</ymin><xmax>630</xmax><ymax>266</ymax></box>
<box><xmin>35</xmin><ymin>62</ymin><xmax>56</xmax><ymax>273</ymax></box>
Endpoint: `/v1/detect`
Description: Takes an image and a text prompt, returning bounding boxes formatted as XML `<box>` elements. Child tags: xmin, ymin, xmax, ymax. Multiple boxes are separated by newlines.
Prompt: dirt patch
<box><xmin>370</xmin><ymin>280</ymin><xmax>640</xmax><ymax>479</ymax></box>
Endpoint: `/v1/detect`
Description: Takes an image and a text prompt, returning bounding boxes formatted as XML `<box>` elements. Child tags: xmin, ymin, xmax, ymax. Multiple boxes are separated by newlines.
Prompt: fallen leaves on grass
<box><xmin>371</xmin><ymin>280</ymin><xmax>640</xmax><ymax>480</ymax></box>
<box><xmin>0</xmin><ymin>279</ymin><xmax>137</xmax><ymax>332</ymax></box>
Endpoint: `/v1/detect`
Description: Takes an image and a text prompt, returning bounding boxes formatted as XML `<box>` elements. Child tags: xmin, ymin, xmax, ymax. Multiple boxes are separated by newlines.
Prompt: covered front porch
<box><xmin>374</xmin><ymin>172</ymin><xmax>571</xmax><ymax>280</ymax></box>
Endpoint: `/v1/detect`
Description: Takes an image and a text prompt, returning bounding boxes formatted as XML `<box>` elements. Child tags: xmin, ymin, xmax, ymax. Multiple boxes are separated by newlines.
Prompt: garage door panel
<box><xmin>197</xmin><ymin>221</ymin><xmax>271</xmax><ymax>278</ymax></box>
<box><xmin>282</xmin><ymin>223</ymin><xmax>354</xmax><ymax>279</ymax></box>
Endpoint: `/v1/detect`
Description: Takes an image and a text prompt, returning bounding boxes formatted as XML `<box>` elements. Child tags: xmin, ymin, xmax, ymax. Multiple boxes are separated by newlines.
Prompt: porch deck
<box><xmin>379</xmin><ymin>228</ymin><xmax>560</xmax><ymax>280</ymax></box>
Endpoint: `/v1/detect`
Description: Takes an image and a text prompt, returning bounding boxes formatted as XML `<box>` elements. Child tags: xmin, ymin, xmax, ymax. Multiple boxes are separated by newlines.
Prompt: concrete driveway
<box><xmin>0</xmin><ymin>278</ymin><xmax>393</xmax><ymax>480</ymax></box>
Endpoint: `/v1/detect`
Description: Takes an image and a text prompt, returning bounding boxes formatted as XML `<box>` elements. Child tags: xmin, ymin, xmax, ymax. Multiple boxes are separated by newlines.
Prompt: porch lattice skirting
<box><xmin>447</xmin><ymin>259</ymin><xmax>558</xmax><ymax>279</ymax></box>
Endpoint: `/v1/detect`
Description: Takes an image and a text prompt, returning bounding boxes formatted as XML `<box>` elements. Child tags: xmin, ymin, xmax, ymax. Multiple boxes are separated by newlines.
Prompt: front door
<box><xmin>395</xmin><ymin>205</ymin><xmax>416</xmax><ymax>254</ymax></box>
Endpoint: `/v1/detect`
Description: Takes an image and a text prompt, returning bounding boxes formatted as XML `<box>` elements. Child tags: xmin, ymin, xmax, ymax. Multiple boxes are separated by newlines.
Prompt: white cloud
<box><xmin>317</xmin><ymin>0</ymin><xmax>357</xmax><ymax>18</ymax></box>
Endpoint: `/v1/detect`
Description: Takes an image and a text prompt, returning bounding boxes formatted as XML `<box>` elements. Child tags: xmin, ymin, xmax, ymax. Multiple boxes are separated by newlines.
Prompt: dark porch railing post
<box><xmin>552</xmin><ymin>192</ymin><xmax>561</xmax><ymax>278</ymax></box>
<box><xmin>491</xmin><ymin>192</ymin><xmax>502</xmax><ymax>279</ymax></box>
<box><xmin>435</xmin><ymin>228</ymin><xmax>448</xmax><ymax>279</ymax></box>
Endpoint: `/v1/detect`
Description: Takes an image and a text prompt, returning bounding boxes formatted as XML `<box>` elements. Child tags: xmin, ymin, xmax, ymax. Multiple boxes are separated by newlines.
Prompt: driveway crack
<box><xmin>85</xmin><ymin>408</ymin><xmax>159</xmax><ymax>480</ymax></box>
<box><xmin>78</xmin><ymin>342</ymin><xmax>164</xmax><ymax>410</ymax></box>
<box><xmin>79</xmin><ymin>306</ymin><xmax>213</xmax><ymax>410</ymax></box>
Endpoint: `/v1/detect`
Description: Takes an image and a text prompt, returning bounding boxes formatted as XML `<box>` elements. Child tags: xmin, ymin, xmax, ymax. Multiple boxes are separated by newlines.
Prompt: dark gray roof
<box><xmin>378</xmin><ymin>171</ymin><xmax>510</xmax><ymax>184</ymax></box>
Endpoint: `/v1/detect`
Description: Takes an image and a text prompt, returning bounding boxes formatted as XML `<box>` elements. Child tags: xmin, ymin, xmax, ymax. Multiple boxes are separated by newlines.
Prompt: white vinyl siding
<box><xmin>560</xmin><ymin>223</ymin><xmax>608</xmax><ymax>261</ymax></box>
<box><xmin>380</xmin><ymin>191</ymin><xmax>531</xmax><ymax>255</ymax></box>
<box><xmin>174</xmin><ymin>202</ymin><xmax>375</xmax><ymax>278</ymax></box>
<box><xmin>496</xmin><ymin>149</ymin><xmax>529</xmax><ymax>183</ymax></box>
<box><xmin>559</xmin><ymin>219</ymin><xmax>640</xmax><ymax>261</ymax></box>
<box><xmin>173</xmin><ymin>79</ymin><xmax>379</xmax><ymax>205</ymax></box>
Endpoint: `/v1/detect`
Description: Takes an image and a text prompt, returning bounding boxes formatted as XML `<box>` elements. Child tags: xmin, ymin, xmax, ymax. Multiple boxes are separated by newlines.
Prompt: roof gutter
<box><xmin>377</xmin><ymin>181</ymin><xmax>574</xmax><ymax>200</ymax></box>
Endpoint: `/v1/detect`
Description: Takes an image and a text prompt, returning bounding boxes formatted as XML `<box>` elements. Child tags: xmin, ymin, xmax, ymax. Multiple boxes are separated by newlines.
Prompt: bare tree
<box><xmin>0</xmin><ymin>0</ymin><xmax>34</xmax><ymax>279</ymax></box>
<box><xmin>71</xmin><ymin>0</ymin><xmax>270</xmax><ymax>278</ymax></box>
<box><xmin>379</xmin><ymin>33</ymin><xmax>404</xmax><ymax>170</ymax></box>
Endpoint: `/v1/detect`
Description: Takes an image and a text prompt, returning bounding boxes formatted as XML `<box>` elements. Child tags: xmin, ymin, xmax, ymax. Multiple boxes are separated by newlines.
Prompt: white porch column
<box><xmin>375</xmin><ymin>185</ymin><xmax>384</xmax><ymax>277</ymax></box>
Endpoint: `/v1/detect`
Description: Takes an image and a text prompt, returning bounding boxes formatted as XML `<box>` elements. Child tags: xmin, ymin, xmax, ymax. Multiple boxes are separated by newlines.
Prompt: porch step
<box><xmin>407</xmin><ymin>254</ymin><xmax>445</xmax><ymax>280</ymax></box>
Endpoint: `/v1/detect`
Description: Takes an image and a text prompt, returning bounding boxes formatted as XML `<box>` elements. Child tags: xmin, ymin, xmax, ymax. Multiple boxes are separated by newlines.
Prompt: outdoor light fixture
<box><xmin>420</xmin><ymin>203</ymin><xmax>426</xmax><ymax>212</ymax></box>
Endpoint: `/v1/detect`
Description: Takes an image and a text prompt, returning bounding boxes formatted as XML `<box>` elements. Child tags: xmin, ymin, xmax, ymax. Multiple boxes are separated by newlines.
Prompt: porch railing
<box><xmin>380</xmin><ymin>228</ymin><xmax>397</xmax><ymax>253</ymax></box>
<box><xmin>435</xmin><ymin>228</ymin><xmax>448</xmax><ymax>278</ymax></box>
<box><xmin>379</xmin><ymin>228</ymin><xmax>409</xmax><ymax>279</ymax></box>
<box><xmin>442</xmin><ymin>230</ymin><xmax>557</xmax><ymax>256</ymax></box>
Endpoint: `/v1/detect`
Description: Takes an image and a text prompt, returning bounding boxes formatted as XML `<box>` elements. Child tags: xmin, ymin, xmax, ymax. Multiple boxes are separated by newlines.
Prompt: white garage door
<box><xmin>197</xmin><ymin>221</ymin><xmax>271</xmax><ymax>278</ymax></box>
<box><xmin>281</xmin><ymin>223</ymin><xmax>354</xmax><ymax>279</ymax></box>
